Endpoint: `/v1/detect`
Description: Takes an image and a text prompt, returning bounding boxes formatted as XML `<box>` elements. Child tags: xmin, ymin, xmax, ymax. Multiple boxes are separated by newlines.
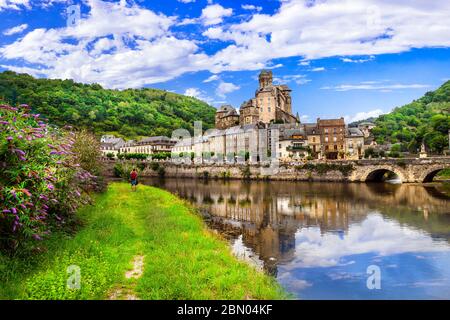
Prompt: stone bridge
<box><xmin>348</xmin><ymin>157</ymin><xmax>450</xmax><ymax>183</ymax></box>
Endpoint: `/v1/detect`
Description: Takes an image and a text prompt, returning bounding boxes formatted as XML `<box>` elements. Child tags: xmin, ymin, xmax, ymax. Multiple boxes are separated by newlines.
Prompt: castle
<box><xmin>215</xmin><ymin>70</ymin><xmax>299</xmax><ymax>129</ymax></box>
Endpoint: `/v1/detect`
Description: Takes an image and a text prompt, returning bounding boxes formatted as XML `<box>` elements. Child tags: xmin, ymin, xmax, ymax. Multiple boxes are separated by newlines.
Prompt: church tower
<box><xmin>258</xmin><ymin>70</ymin><xmax>273</xmax><ymax>88</ymax></box>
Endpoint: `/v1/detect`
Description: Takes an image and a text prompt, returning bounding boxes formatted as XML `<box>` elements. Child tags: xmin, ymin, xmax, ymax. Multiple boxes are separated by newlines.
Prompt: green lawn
<box><xmin>0</xmin><ymin>182</ymin><xmax>286</xmax><ymax>300</ymax></box>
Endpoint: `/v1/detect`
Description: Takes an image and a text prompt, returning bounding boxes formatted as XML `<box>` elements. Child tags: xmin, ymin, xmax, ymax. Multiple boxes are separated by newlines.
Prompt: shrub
<box><xmin>0</xmin><ymin>105</ymin><xmax>96</xmax><ymax>253</ymax></box>
<box><xmin>240</xmin><ymin>165</ymin><xmax>252</xmax><ymax>180</ymax></box>
<box><xmin>113</xmin><ymin>163</ymin><xmax>124</xmax><ymax>178</ymax></box>
<box><xmin>123</xmin><ymin>153</ymin><xmax>148</xmax><ymax>160</ymax></box>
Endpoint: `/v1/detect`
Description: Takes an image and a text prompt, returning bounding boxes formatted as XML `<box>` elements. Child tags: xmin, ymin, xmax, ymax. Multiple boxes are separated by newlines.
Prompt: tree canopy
<box><xmin>0</xmin><ymin>71</ymin><xmax>216</xmax><ymax>139</ymax></box>
<box><xmin>357</xmin><ymin>80</ymin><xmax>450</xmax><ymax>153</ymax></box>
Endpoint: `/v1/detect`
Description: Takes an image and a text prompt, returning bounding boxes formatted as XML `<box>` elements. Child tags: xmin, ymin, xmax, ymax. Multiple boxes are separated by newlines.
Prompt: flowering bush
<box><xmin>0</xmin><ymin>104</ymin><xmax>96</xmax><ymax>253</ymax></box>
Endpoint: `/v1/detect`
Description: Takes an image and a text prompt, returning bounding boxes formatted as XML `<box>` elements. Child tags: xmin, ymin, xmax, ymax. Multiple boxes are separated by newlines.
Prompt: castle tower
<box><xmin>259</xmin><ymin>70</ymin><xmax>273</xmax><ymax>89</ymax></box>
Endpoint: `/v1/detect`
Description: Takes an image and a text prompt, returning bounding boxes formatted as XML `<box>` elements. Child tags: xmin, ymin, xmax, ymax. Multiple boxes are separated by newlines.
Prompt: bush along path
<box><xmin>0</xmin><ymin>183</ymin><xmax>286</xmax><ymax>299</ymax></box>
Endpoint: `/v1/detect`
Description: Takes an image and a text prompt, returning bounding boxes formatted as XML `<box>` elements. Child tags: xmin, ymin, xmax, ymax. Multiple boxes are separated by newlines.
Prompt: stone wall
<box><xmin>103</xmin><ymin>157</ymin><xmax>450</xmax><ymax>183</ymax></box>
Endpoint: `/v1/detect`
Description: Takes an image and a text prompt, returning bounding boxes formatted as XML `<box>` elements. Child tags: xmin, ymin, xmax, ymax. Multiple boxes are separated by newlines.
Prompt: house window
<box><xmin>268</xmin><ymin>107</ymin><xmax>271</xmax><ymax>112</ymax></box>
<box><xmin>334</xmin><ymin>145</ymin><xmax>338</xmax><ymax>150</ymax></box>
<box><xmin>325</xmin><ymin>128</ymin><xmax>329</xmax><ymax>134</ymax></box>
<box><xmin>333</xmin><ymin>136</ymin><xmax>337</xmax><ymax>142</ymax></box>
<box><xmin>313</xmin><ymin>137</ymin><xmax>316</xmax><ymax>142</ymax></box>
<box><xmin>325</xmin><ymin>137</ymin><xmax>329</xmax><ymax>142</ymax></box>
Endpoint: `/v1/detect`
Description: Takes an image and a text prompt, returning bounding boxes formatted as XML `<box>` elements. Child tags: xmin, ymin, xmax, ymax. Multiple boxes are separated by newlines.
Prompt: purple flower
<box><xmin>47</xmin><ymin>184</ymin><xmax>54</xmax><ymax>191</ymax></box>
<box><xmin>32</xmin><ymin>234</ymin><xmax>42</xmax><ymax>241</ymax></box>
<box><xmin>14</xmin><ymin>149</ymin><xmax>26</xmax><ymax>157</ymax></box>
<box><xmin>11</xmin><ymin>207</ymin><xmax>17</xmax><ymax>214</ymax></box>
<box><xmin>6</xmin><ymin>136</ymin><xmax>13</xmax><ymax>141</ymax></box>
<box><xmin>2</xmin><ymin>209</ymin><xmax>11</xmax><ymax>213</ymax></box>
<box><xmin>0</xmin><ymin>121</ymin><xmax>9</xmax><ymax>125</ymax></box>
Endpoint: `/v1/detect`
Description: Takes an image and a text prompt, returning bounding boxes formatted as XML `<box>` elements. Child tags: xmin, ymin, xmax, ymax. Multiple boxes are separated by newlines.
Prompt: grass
<box><xmin>0</xmin><ymin>182</ymin><xmax>286</xmax><ymax>300</ymax></box>
<box><xmin>435</xmin><ymin>168</ymin><xmax>450</xmax><ymax>181</ymax></box>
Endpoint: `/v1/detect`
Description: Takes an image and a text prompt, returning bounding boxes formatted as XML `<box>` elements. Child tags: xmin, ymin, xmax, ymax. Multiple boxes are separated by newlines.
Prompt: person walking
<box><xmin>130</xmin><ymin>168</ymin><xmax>138</xmax><ymax>191</ymax></box>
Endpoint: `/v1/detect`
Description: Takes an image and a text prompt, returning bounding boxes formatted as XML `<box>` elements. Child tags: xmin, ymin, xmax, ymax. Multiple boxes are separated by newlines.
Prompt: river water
<box><xmin>143</xmin><ymin>178</ymin><xmax>450</xmax><ymax>299</ymax></box>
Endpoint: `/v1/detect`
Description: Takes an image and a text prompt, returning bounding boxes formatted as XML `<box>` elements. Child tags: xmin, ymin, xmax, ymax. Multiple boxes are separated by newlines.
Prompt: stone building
<box><xmin>357</xmin><ymin>121</ymin><xmax>376</xmax><ymax>138</ymax></box>
<box><xmin>317</xmin><ymin>117</ymin><xmax>346</xmax><ymax>160</ymax></box>
<box><xmin>119</xmin><ymin>136</ymin><xmax>176</xmax><ymax>155</ymax></box>
<box><xmin>240</xmin><ymin>70</ymin><xmax>298</xmax><ymax>125</ymax></box>
<box><xmin>215</xmin><ymin>105</ymin><xmax>240</xmax><ymax>130</ymax></box>
<box><xmin>215</xmin><ymin>70</ymin><xmax>299</xmax><ymax>130</ymax></box>
<box><xmin>270</xmin><ymin>123</ymin><xmax>309</xmax><ymax>161</ymax></box>
<box><xmin>344</xmin><ymin>128</ymin><xmax>365</xmax><ymax>160</ymax></box>
<box><xmin>304</xmin><ymin>123</ymin><xmax>321</xmax><ymax>159</ymax></box>
<box><xmin>100</xmin><ymin>135</ymin><xmax>125</xmax><ymax>157</ymax></box>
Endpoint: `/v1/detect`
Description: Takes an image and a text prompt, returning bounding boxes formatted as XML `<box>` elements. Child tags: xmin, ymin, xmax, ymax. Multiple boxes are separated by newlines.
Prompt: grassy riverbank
<box><xmin>0</xmin><ymin>182</ymin><xmax>285</xmax><ymax>300</ymax></box>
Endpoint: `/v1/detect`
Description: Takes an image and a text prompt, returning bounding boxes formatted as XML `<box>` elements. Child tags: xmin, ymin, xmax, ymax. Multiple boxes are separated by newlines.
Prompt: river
<box><xmin>142</xmin><ymin>178</ymin><xmax>450</xmax><ymax>299</ymax></box>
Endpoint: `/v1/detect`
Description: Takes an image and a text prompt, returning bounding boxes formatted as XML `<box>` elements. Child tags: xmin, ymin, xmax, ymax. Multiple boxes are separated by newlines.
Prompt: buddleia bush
<box><xmin>0</xmin><ymin>104</ymin><xmax>97</xmax><ymax>253</ymax></box>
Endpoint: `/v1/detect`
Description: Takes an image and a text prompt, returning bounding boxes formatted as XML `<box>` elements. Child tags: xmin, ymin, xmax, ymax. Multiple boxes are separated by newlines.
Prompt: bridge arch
<box><xmin>419</xmin><ymin>165</ymin><xmax>449</xmax><ymax>183</ymax></box>
<box><xmin>360</xmin><ymin>166</ymin><xmax>406</xmax><ymax>183</ymax></box>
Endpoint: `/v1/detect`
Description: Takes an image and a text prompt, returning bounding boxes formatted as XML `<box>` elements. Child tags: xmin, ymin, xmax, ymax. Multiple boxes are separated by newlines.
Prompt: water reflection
<box><xmin>144</xmin><ymin>178</ymin><xmax>450</xmax><ymax>299</ymax></box>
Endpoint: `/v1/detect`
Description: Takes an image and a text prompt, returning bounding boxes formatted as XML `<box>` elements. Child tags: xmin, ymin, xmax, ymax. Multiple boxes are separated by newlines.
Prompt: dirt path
<box><xmin>109</xmin><ymin>255</ymin><xmax>145</xmax><ymax>300</ymax></box>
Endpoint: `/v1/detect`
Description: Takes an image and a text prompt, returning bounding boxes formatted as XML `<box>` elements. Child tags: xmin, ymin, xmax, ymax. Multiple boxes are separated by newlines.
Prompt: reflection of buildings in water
<box><xmin>148</xmin><ymin>178</ymin><xmax>450</xmax><ymax>271</ymax></box>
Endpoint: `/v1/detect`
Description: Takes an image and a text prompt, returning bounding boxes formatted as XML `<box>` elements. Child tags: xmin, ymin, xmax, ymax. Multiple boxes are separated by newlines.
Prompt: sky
<box><xmin>0</xmin><ymin>0</ymin><xmax>449</xmax><ymax>123</ymax></box>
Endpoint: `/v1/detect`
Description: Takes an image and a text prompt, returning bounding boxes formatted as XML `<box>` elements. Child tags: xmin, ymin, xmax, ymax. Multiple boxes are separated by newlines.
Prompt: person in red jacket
<box><xmin>130</xmin><ymin>168</ymin><xmax>138</xmax><ymax>191</ymax></box>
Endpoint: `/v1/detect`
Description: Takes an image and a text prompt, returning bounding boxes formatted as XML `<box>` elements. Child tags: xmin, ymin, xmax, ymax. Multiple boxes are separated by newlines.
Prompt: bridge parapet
<box><xmin>348</xmin><ymin>157</ymin><xmax>450</xmax><ymax>183</ymax></box>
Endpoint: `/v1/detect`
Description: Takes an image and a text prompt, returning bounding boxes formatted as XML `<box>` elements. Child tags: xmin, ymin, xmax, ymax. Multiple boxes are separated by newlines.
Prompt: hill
<box><xmin>369</xmin><ymin>80</ymin><xmax>450</xmax><ymax>153</ymax></box>
<box><xmin>0</xmin><ymin>71</ymin><xmax>216</xmax><ymax>139</ymax></box>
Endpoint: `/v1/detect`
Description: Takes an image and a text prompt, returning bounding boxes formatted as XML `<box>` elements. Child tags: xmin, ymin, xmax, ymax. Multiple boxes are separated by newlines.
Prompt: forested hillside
<box><xmin>370</xmin><ymin>80</ymin><xmax>450</xmax><ymax>153</ymax></box>
<box><xmin>0</xmin><ymin>71</ymin><xmax>216</xmax><ymax>138</ymax></box>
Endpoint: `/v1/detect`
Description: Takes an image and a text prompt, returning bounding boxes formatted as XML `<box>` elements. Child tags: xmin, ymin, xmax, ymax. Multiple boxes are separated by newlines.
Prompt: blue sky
<box><xmin>0</xmin><ymin>0</ymin><xmax>449</xmax><ymax>123</ymax></box>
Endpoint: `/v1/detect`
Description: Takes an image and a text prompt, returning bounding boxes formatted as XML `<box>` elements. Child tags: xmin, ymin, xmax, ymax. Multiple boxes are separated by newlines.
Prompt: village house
<box><xmin>107</xmin><ymin>70</ymin><xmax>374</xmax><ymax>163</ymax></box>
<box><xmin>344</xmin><ymin>128</ymin><xmax>365</xmax><ymax>160</ymax></box>
<box><xmin>100</xmin><ymin>135</ymin><xmax>125</xmax><ymax>157</ymax></box>
<box><xmin>317</xmin><ymin>118</ymin><xmax>346</xmax><ymax>160</ymax></box>
<box><xmin>118</xmin><ymin>136</ymin><xmax>176</xmax><ymax>155</ymax></box>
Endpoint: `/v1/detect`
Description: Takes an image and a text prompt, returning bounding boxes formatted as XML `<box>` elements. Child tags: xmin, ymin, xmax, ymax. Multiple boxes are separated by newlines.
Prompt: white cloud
<box><xmin>203</xmin><ymin>74</ymin><xmax>219</xmax><ymax>83</ymax></box>
<box><xmin>184</xmin><ymin>87</ymin><xmax>213</xmax><ymax>104</ymax></box>
<box><xmin>241</xmin><ymin>4</ymin><xmax>262</xmax><ymax>12</ymax></box>
<box><xmin>299</xmin><ymin>60</ymin><xmax>310</xmax><ymax>66</ymax></box>
<box><xmin>344</xmin><ymin>109</ymin><xmax>384</xmax><ymax>123</ymax></box>
<box><xmin>0</xmin><ymin>0</ymin><xmax>211</xmax><ymax>88</ymax></box>
<box><xmin>286</xmin><ymin>214</ymin><xmax>450</xmax><ymax>269</ymax></box>
<box><xmin>341</xmin><ymin>55</ymin><xmax>375</xmax><ymax>63</ymax></box>
<box><xmin>321</xmin><ymin>82</ymin><xmax>431</xmax><ymax>91</ymax></box>
<box><xmin>274</xmin><ymin>74</ymin><xmax>310</xmax><ymax>85</ymax></box>
<box><xmin>184</xmin><ymin>87</ymin><xmax>202</xmax><ymax>98</ymax></box>
<box><xmin>216</xmin><ymin>81</ymin><xmax>240</xmax><ymax>97</ymax></box>
<box><xmin>3</xmin><ymin>23</ymin><xmax>28</xmax><ymax>36</ymax></box>
<box><xmin>311</xmin><ymin>67</ymin><xmax>325</xmax><ymax>72</ymax></box>
<box><xmin>2</xmin><ymin>0</ymin><xmax>450</xmax><ymax>89</ymax></box>
<box><xmin>0</xmin><ymin>0</ymin><xmax>30</xmax><ymax>11</ymax></box>
<box><xmin>202</xmin><ymin>0</ymin><xmax>450</xmax><ymax>72</ymax></box>
<box><xmin>178</xmin><ymin>0</ymin><xmax>195</xmax><ymax>3</ymax></box>
<box><xmin>200</xmin><ymin>4</ymin><xmax>233</xmax><ymax>26</ymax></box>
